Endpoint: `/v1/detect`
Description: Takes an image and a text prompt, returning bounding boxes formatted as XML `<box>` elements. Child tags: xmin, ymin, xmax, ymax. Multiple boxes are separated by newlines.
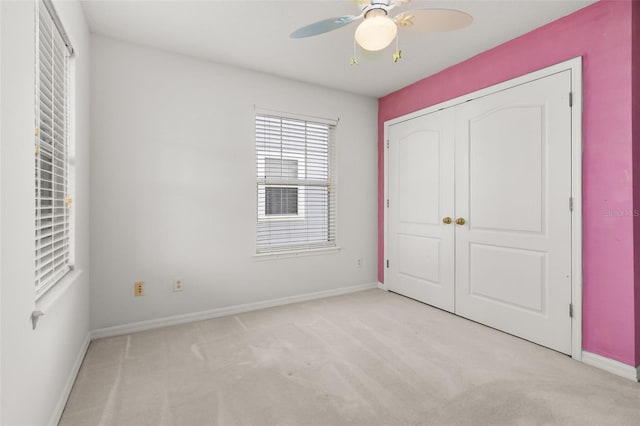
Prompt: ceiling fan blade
<box><xmin>392</xmin><ymin>0</ymin><xmax>414</xmax><ymax>6</ymax></box>
<box><xmin>394</xmin><ymin>9</ymin><xmax>473</xmax><ymax>32</ymax></box>
<box><xmin>290</xmin><ymin>15</ymin><xmax>357</xmax><ymax>39</ymax></box>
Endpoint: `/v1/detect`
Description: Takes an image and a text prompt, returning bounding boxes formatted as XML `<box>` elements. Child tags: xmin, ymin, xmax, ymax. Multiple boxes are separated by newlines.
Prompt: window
<box><xmin>256</xmin><ymin>112</ymin><xmax>336</xmax><ymax>253</ymax></box>
<box><xmin>34</xmin><ymin>0</ymin><xmax>74</xmax><ymax>299</ymax></box>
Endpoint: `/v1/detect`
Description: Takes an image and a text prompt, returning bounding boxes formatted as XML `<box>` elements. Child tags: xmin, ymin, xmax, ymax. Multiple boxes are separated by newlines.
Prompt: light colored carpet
<box><xmin>60</xmin><ymin>289</ymin><xmax>640</xmax><ymax>426</ymax></box>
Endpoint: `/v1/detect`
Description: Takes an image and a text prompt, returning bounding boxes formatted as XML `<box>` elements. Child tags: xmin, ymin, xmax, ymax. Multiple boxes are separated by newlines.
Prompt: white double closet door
<box><xmin>387</xmin><ymin>71</ymin><xmax>573</xmax><ymax>354</ymax></box>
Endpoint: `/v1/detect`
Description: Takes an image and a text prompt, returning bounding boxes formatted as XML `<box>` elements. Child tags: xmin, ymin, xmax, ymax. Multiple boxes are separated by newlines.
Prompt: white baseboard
<box><xmin>91</xmin><ymin>282</ymin><xmax>379</xmax><ymax>339</ymax></box>
<box><xmin>581</xmin><ymin>351</ymin><xmax>639</xmax><ymax>382</ymax></box>
<box><xmin>49</xmin><ymin>333</ymin><xmax>91</xmax><ymax>426</ymax></box>
<box><xmin>378</xmin><ymin>281</ymin><xmax>387</xmax><ymax>290</ymax></box>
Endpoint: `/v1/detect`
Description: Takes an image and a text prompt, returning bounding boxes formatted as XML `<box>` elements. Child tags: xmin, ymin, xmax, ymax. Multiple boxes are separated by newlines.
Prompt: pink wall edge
<box><xmin>632</xmin><ymin>0</ymin><xmax>640</xmax><ymax>367</ymax></box>
<box><xmin>377</xmin><ymin>1</ymin><xmax>638</xmax><ymax>366</ymax></box>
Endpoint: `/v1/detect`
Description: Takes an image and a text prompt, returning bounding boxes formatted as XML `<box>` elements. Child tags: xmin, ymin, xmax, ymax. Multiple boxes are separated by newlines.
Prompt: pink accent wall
<box><xmin>632</xmin><ymin>1</ymin><xmax>640</xmax><ymax>367</ymax></box>
<box><xmin>378</xmin><ymin>1</ymin><xmax>638</xmax><ymax>366</ymax></box>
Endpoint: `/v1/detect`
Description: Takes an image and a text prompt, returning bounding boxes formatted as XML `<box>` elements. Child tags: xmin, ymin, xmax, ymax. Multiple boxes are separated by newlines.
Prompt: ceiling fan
<box><xmin>290</xmin><ymin>0</ymin><xmax>472</xmax><ymax>63</ymax></box>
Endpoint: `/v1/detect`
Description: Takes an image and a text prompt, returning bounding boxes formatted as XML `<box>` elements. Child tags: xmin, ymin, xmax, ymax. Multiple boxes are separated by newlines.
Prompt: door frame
<box><xmin>383</xmin><ymin>57</ymin><xmax>583</xmax><ymax>360</ymax></box>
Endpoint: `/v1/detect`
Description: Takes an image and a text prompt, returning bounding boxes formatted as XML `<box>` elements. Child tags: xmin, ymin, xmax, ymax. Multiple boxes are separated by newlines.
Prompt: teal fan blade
<box><xmin>290</xmin><ymin>16</ymin><xmax>357</xmax><ymax>38</ymax></box>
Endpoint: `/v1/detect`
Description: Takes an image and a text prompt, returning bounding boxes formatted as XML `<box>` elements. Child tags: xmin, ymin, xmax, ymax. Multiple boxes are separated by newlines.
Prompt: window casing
<box><xmin>34</xmin><ymin>0</ymin><xmax>73</xmax><ymax>299</ymax></box>
<box><xmin>256</xmin><ymin>113</ymin><xmax>336</xmax><ymax>253</ymax></box>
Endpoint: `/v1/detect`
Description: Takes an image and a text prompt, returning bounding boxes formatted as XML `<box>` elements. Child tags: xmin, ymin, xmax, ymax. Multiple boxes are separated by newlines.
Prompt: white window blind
<box><xmin>256</xmin><ymin>113</ymin><xmax>336</xmax><ymax>253</ymax></box>
<box><xmin>34</xmin><ymin>0</ymin><xmax>72</xmax><ymax>299</ymax></box>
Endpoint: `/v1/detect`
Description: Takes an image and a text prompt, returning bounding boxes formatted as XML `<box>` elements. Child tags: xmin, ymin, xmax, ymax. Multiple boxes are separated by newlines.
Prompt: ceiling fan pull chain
<box><xmin>393</xmin><ymin>34</ymin><xmax>402</xmax><ymax>63</ymax></box>
<box><xmin>351</xmin><ymin>39</ymin><xmax>360</xmax><ymax>66</ymax></box>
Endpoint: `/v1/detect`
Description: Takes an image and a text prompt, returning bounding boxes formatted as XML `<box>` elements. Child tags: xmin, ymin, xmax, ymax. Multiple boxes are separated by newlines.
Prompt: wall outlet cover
<box><xmin>134</xmin><ymin>281</ymin><xmax>144</xmax><ymax>297</ymax></box>
<box><xmin>173</xmin><ymin>278</ymin><xmax>183</xmax><ymax>292</ymax></box>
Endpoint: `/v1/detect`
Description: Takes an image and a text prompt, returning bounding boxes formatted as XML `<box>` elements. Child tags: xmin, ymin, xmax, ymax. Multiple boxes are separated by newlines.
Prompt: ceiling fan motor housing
<box><xmin>362</xmin><ymin>0</ymin><xmax>392</xmax><ymax>18</ymax></box>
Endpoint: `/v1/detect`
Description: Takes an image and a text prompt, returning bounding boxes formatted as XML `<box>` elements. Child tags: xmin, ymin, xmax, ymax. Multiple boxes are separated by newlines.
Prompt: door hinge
<box><xmin>386</xmin><ymin>259</ymin><xmax>390</xmax><ymax>268</ymax></box>
<box><xmin>569</xmin><ymin>197</ymin><xmax>574</xmax><ymax>212</ymax></box>
<box><xmin>386</xmin><ymin>199</ymin><xmax>389</xmax><ymax>208</ymax></box>
<box><xmin>386</xmin><ymin>140</ymin><xmax>390</xmax><ymax>149</ymax></box>
<box><xmin>569</xmin><ymin>303</ymin><xmax>573</xmax><ymax>318</ymax></box>
<box><xmin>569</xmin><ymin>92</ymin><xmax>573</xmax><ymax>107</ymax></box>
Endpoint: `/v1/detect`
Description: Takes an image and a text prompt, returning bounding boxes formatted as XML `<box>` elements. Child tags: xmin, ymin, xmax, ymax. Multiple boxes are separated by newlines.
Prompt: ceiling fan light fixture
<box><xmin>354</xmin><ymin>15</ymin><xmax>397</xmax><ymax>51</ymax></box>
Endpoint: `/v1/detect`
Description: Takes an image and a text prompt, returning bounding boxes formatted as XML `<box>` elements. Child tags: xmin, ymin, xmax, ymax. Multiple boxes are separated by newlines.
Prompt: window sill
<box><xmin>35</xmin><ymin>269</ymin><xmax>83</xmax><ymax>314</ymax></box>
<box><xmin>254</xmin><ymin>246</ymin><xmax>341</xmax><ymax>261</ymax></box>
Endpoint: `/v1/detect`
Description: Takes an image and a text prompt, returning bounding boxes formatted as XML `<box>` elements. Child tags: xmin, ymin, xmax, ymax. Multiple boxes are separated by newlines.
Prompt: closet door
<box><xmin>387</xmin><ymin>109</ymin><xmax>455</xmax><ymax>312</ymax></box>
<box><xmin>454</xmin><ymin>71</ymin><xmax>573</xmax><ymax>354</ymax></box>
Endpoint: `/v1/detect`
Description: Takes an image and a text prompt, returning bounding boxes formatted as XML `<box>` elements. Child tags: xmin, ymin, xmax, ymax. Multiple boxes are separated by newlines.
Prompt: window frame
<box><xmin>255</xmin><ymin>110</ymin><xmax>337</xmax><ymax>254</ymax></box>
<box><xmin>34</xmin><ymin>0</ymin><xmax>75</xmax><ymax>300</ymax></box>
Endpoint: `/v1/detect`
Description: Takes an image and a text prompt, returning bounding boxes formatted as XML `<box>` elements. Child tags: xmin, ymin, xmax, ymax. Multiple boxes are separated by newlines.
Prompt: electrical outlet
<box><xmin>173</xmin><ymin>278</ymin><xmax>183</xmax><ymax>292</ymax></box>
<box><xmin>134</xmin><ymin>281</ymin><xmax>144</xmax><ymax>297</ymax></box>
<box><xmin>356</xmin><ymin>258</ymin><xmax>363</xmax><ymax>269</ymax></box>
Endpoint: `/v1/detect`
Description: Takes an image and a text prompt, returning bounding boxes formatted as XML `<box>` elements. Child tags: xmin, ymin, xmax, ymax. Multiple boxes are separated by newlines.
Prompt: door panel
<box><xmin>397</xmin><ymin>235</ymin><xmax>440</xmax><ymax>284</ymax></box>
<box><xmin>454</xmin><ymin>71</ymin><xmax>572</xmax><ymax>354</ymax></box>
<box><xmin>398</xmin><ymin>136</ymin><xmax>440</xmax><ymax>225</ymax></box>
<box><xmin>469</xmin><ymin>106</ymin><xmax>545</xmax><ymax>234</ymax></box>
<box><xmin>388</xmin><ymin>109</ymin><xmax>455</xmax><ymax>312</ymax></box>
<box><xmin>469</xmin><ymin>243</ymin><xmax>546</xmax><ymax>314</ymax></box>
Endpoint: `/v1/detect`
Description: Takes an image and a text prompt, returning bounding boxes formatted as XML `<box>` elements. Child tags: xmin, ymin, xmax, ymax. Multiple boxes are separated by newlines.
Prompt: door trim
<box><xmin>383</xmin><ymin>57</ymin><xmax>583</xmax><ymax>360</ymax></box>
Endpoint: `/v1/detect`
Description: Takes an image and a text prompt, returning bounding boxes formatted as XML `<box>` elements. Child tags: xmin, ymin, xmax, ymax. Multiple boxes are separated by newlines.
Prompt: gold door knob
<box><xmin>455</xmin><ymin>217</ymin><xmax>466</xmax><ymax>225</ymax></box>
<box><xmin>443</xmin><ymin>217</ymin><xmax>452</xmax><ymax>224</ymax></box>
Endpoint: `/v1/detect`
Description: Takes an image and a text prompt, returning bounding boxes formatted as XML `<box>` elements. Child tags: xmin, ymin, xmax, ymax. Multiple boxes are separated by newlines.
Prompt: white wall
<box><xmin>91</xmin><ymin>35</ymin><xmax>378</xmax><ymax>330</ymax></box>
<box><xmin>0</xmin><ymin>1</ymin><xmax>91</xmax><ymax>425</ymax></box>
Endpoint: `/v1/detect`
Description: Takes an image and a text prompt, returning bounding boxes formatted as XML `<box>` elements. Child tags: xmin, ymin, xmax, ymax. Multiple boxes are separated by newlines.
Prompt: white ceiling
<box><xmin>81</xmin><ymin>0</ymin><xmax>596</xmax><ymax>98</ymax></box>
